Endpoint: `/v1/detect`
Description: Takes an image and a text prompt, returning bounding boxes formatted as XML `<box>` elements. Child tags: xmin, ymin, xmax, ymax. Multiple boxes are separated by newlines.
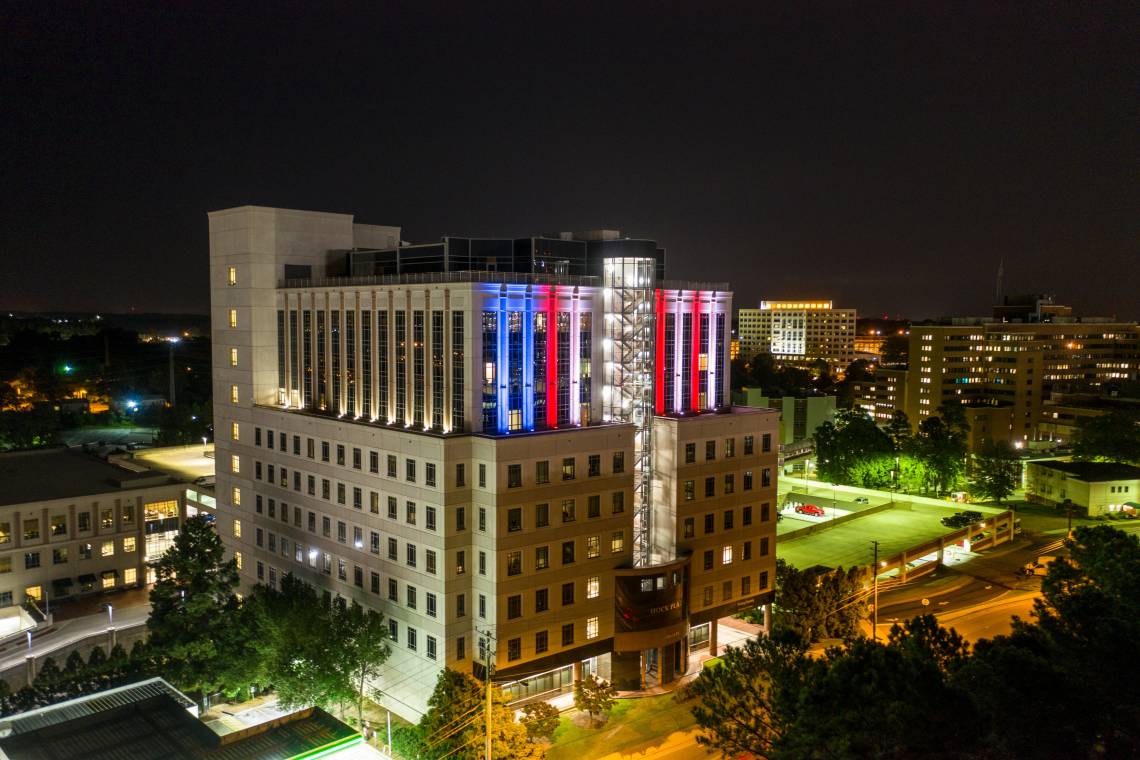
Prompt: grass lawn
<box><xmin>547</xmin><ymin>693</ymin><xmax>698</xmax><ymax>760</ymax></box>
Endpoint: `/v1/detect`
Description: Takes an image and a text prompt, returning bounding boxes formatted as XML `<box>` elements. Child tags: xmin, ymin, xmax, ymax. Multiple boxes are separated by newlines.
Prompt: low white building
<box><xmin>1025</xmin><ymin>460</ymin><xmax>1140</xmax><ymax>516</ymax></box>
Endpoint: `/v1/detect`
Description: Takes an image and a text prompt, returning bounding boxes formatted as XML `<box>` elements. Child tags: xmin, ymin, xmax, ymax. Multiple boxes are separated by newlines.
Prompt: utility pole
<box><xmin>481</xmin><ymin>629</ymin><xmax>495</xmax><ymax>760</ymax></box>
<box><xmin>1064</xmin><ymin>498</ymin><xmax>1073</xmax><ymax>539</ymax></box>
<box><xmin>871</xmin><ymin>540</ymin><xmax>880</xmax><ymax>641</ymax></box>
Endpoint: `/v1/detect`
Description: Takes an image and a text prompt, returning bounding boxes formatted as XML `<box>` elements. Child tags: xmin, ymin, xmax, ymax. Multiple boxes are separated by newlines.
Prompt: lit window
<box><xmin>233</xmin><ymin>519</ymin><xmax>242</xmax><ymax>538</ymax></box>
<box><xmin>231</xmin><ymin>487</ymin><xmax>241</xmax><ymax>507</ymax></box>
<box><xmin>101</xmin><ymin>540</ymin><xmax>114</xmax><ymax>558</ymax></box>
<box><xmin>230</xmin><ymin>347</ymin><xmax>238</xmax><ymax>367</ymax></box>
<box><xmin>233</xmin><ymin>552</ymin><xmax>241</xmax><ymax>571</ymax></box>
<box><xmin>231</xmin><ymin>421</ymin><xmax>239</xmax><ymax>440</ymax></box>
<box><xmin>722</xmin><ymin>545</ymin><xmax>733</xmax><ymax>565</ymax></box>
<box><xmin>231</xmin><ymin>455</ymin><xmax>240</xmax><ymax>474</ymax></box>
<box><xmin>586</xmin><ymin>576</ymin><xmax>600</xmax><ymax>599</ymax></box>
<box><xmin>227</xmin><ymin>266</ymin><xmax>237</xmax><ymax>286</ymax></box>
<box><xmin>124</xmin><ymin>567</ymin><xmax>137</xmax><ymax>584</ymax></box>
<box><xmin>231</xmin><ymin>385</ymin><xmax>239</xmax><ymax>403</ymax></box>
<box><xmin>101</xmin><ymin>573</ymin><xmax>115</xmax><ymax>590</ymax></box>
<box><xmin>229</xmin><ymin>309</ymin><xmax>238</xmax><ymax>328</ymax></box>
<box><xmin>611</xmin><ymin>531</ymin><xmax>624</xmax><ymax>553</ymax></box>
<box><xmin>123</xmin><ymin>537</ymin><xmax>136</xmax><ymax>553</ymax></box>
<box><xmin>586</xmin><ymin>616</ymin><xmax>599</xmax><ymax>639</ymax></box>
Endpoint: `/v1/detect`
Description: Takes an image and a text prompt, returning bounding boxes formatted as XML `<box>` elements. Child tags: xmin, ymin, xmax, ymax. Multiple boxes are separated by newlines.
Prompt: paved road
<box><xmin>0</xmin><ymin>600</ymin><xmax>150</xmax><ymax>673</ymax></box>
<box><xmin>870</xmin><ymin>532</ymin><xmax>1064</xmax><ymax>641</ymax></box>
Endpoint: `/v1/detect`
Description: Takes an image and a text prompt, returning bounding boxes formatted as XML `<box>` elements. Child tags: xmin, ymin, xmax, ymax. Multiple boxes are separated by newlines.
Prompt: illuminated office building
<box><xmin>738</xmin><ymin>301</ymin><xmax>856</xmax><ymax>370</ymax></box>
<box><xmin>210</xmin><ymin>206</ymin><xmax>778</xmax><ymax>719</ymax></box>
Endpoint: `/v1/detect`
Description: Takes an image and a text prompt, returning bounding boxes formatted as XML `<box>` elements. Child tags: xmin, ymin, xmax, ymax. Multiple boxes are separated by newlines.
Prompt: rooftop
<box><xmin>280</xmin><ymin>270</ymin><xmax>730</xmax><ymax>292</ymax></box>
<box><xmin>0</xmin><ymin>678</ymin><xmax>365</xmax><ymax>760</ymax></box>
<box><xmin>1032</xmin><ymin>460</ymin><xmax>1140</xmax><ymax>482</ymax></box>
<box><xmin>0</xmin><ymin>449</ymin><xmax>176</xmax><ymax>507</ymax></box>
<box><xmin>132</xmin><ymin>444</ymin><xmax>216</xmax><ymax>481</ymax></box>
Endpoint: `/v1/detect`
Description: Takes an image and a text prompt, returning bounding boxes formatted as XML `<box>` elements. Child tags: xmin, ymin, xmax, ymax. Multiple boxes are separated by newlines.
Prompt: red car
<box><xmin>794</xmin><ymin>504</ymin><xmax>826</xmax><ymax>517</ymax></box>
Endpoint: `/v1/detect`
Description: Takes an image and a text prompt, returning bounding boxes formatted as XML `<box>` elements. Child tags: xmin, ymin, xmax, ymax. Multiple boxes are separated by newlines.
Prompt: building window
<box><xmin>229</xmin><ymin>309</ymin><xmax>238</xmax><ymax>328</ymax></box>
<box><xmin>703</xmin><ymin>550</ymin><xmax>713</xmax><ymax>570</ymax></box>
<box><xmin>743</xmin><ymin>506</ymin><xmax>753</xmax><ymax>526</ymax></box>
<box><xmin>123</xmin><ymin>536</ymin><xmax>136</xmax><ymax>552</ymax></box>
<box><xmin>561</xmin><ymin>499</ymin><xmax>576</xmax><ymax>523</ymax></box>
<box><xmin>587</xmin><ymin>495</ymin><xmax>601</xmax><ymax>518</ymax></box>
<box><xmin>479</xmin><ymin>594</ymin><xmax>487</xmax><ymax>618</ymax></box>
<box><xmin>536</xmin><ymin>503</ymin><xmax>549</xmax><ymax>528</ymax></box>
<box><xmin>613</xmin><ymin>451</ymin><xmax>624</xmax><ymax>473</ymax></box>
<box><xmin>230</xmin><ymin>347</ymin><xmax>238</xmax><ymax>367</ymax></box>
<box><xmin>744</xmin><ymin>471</ymin><xmax>753</xmax><ymax>490</ymax></box>
<box><xmin>507</xmin><ymin>638</ymin><xmax>521</xmax><ymax>661</ymax></box>
<box><xmin>456</xmin><ymin>550</ymin><xmax>466</xmax><ymax>575</ymax></box>
<box><xmin>723</xmin><ymin>510</ymin><xmax>734</xmax><ymax>530</ymax></box>
<box><xmin>683</xmin><ymin>517</ymin><xmax>695</xmax><ymax>539</ymax></box>
<box><xmin>233</xmin><ymin>519</ymin><xmax>242</xmax><ymax>539</ymax></box>
<box><xmin>724</xmin><ymin>474</ymin><xmax>735</xmax><ymax>495</ymax></box>
<box><xmin>562</xmin><ymin>457</ymin><xmax>575</xmax><ymax>480</ymax></box>
<box><xmin>706</xmin><ymin>440</ymin><xmax>716</xmax><ymax>461</ymax></box>
<box><xmin>760</xmin><ymin>537</ymin><xmax>770</xmax><ymax>556</ymax></box>
<box><xmin>612</xmin><ymin>491</ymin><xmax>624</xmax><ymax>514</ymax></box>
<box><xmin>478</xmin><ymin>463</ymin><xmax>486</xmax><ymax>488</ymax></box>
<box><xmin>535</xmin><ymin>630</ymin><xmax>548</xmax><ymax>654</ymax></box>
<box><xmin>230</xmin><ymin>385</ymin><xmax>239</xmax><ymax>403</ymax></box>
<box><xmin>561</xmin><ymin>624</ymin><xmax>574</xmax><ymax>646</ymax></box>
<box><xmin>227</xmin><ymin>266</ymin><xmax>237</xmax><ymax>286</ymax></box>
<box><xmin>588</xmin><ymin>454</ymin><xmax>601</xmax><ymax>477</ymax></box>
<box><xmin>507</xmin><ymin>551</ymin><xmax>522</xmax><ymax>576</ymax></box>
<box><xmin>762</xmin><ymin>433</ymin><xmax>772</xmax><ymax>452</ymax></box>
<box><xmin>507</xmin><ymin>464</ymin><xmax>522</xmax><ymax>488</ymax></box>
<box><xmin>562</xmin><ymin>582</ymin><xmax>574</xmax><ymax>605</ymax></box>
<box><xmin>425</xmin><ymin>463</ymin><xmax>436</xmax><ymax>487</ymax></box>
<box><xmin>586</xmin><ymin>576</ymin><xmax>599</xmax><ymax>599</ymax></box>
<box><xmin>508</xmin><ymin>595</ymin><xmax>522</xmax><ymax>619</ymax></box>
<box><xmin>535</xmin><ymin>546</ymin><xmax>549</xmax><ymax>570</ymax></box>
<box><xmin>562</xmin><ymin>541</ymin><xmax>575</xmax><ymax>565</ymax></box>
<box><xmin>685</xmin><ymin>443</ymin><xmax>696</xmax><ymax>464</ymax></box>
<box><xmin>427</xmin><ymin>635</ymin><xmax>438</xmax><ymax>661</ymax></box>
<box><xmin>684</xmin><ymin>480</ymin><xmax>695</xmax><ymax>501</ymax></box>
<box><xmin>761</xmin><ymin>502</ymin><xmax>771</xmax><ymax>522</ymax></box>
<box><xmin>725</xmin><ymin>438</ymin><xmax>735</xmax><ymax>458</ymax></box>
<box><xmin>456</xmin><ymin>463</ymin><xmax>465</xmax><ymax>487</ymax></box>
<box><xmin>611</xmin><ymin>531</ymin><xmax>624</xmax><ymax>553</ymax></box>
<box><xmin>744</xmin><ymin>435</ymin><xmax>754</xmax><ymax>455</ymax></box>
<box><xmin>387</xmin><ymin>454</ymin><xmax>397</xmax><ymax>477</ymax></box>
<box><xmin>478</xmin><ymin>507</ymin><xmax>487</xmax><ymax>532</ymax></box>
<box><xmin>722</xmin><ymin>545</ymin><xmax>733</xmax><ymax>565</ymax></box>
<box><xmin>586</xmin><ymin>536</ymin><xmax>600</xmax><ymax>559</ymax></box>
<box><xmin>406</xmin><ymin>459</ymin><xmax>416</xmax><ymax>482</ymax></box>
<box><xmin>586</xmin><ymin>616</ymin><xmax>599</xmax><ymax>640</ymax></box>
<box><xmin>508</xmin><ymin>508</ymin><xmax>522</xmax><ymax>532</ymax></box>
<box><xmin>762</xmin><ymin>468</ymin><xmax>772</xmax><ymax>487</ymax></box>
<box><xmin>535</xmin><ymin>588</ymin><xmax>549</xmax><ymax>612</ymax></box>
<box><xmin>478</xmin><ymin>551</ymin><xmax>486</xmax><ymax>575</ymax></box>
<box><xmin>705</xmin><ymin>477</ymin><xmax>715</xmax><ymax>498</ymax></box>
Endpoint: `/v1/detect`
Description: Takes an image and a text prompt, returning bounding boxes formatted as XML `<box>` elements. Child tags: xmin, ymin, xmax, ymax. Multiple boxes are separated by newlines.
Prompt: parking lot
<box><xmin>776</xmin><ymin>478</ymin><xmax>1008</xmax><ymax>570</ymax></box>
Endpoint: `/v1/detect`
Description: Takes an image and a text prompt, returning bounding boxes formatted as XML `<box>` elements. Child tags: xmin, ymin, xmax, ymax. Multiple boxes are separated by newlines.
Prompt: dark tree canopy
<box><xmin>1072</xmin><ymin>409</ymin><xmax>1140</xmax><ymax>464</ymax></box>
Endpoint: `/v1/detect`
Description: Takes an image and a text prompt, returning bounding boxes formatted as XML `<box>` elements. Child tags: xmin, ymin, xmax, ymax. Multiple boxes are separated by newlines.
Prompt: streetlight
<box><xmin>106</xmin><ymin>603</ymin><xmax>113</xmax><ymax>625</ymax></box>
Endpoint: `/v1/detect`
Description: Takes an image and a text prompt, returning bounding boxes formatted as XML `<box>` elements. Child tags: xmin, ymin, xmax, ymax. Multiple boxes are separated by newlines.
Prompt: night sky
<box><xmin>2</xmin><ymin>3</ymin><xmax>1136</xmax><ymax>320</ymax></box>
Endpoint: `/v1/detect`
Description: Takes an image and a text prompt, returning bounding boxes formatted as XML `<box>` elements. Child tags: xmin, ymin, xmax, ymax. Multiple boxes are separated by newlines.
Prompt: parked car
<box><xmin>940</xmin><ymin>510</ymin><xmax>984</xmax><ymax>529</ymax></box>
<box><xmin>795</xmin><ymin>504</ymin><xmax>826</xmax><ymax>517</ymax></box>
<box><xmin>854</xmin><ymin>497</ymin><xmax>870</xmax><ymax>504</ymax></box>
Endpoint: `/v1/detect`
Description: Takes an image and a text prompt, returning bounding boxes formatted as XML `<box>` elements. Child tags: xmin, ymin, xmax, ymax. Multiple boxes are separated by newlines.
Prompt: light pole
<box><xmin>106</xmin><ymin>603</ymin><xmax>113</xmax><ymax>626</ymax></box>
<box><xmin>871</xmin><ymin>541</ymin><xmax>880</xmax><ymax>641</ymax></box>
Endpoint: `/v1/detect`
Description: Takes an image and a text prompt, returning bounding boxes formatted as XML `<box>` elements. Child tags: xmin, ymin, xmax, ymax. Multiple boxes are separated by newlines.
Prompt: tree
<box><xmin>146</xmin><ymin>514</ymin><xmax>241</xmax><ymax>696</ymax></box>
<box><xmin>689</xmin><ymin>630</ymin><xmax>809</xmax><ymax>758</ymax></box>
<box><xmin>336</xmin><ymin>598</ymin><xmax>391</xmax><ymax>726</ymax></box>
<box><xmin>414</xmin><ymin>668</ymin><xmax>537</xmax><ymax>759</ymax></box>
<box><xmin>971</xmin><ymin>438</ymin><xmax>1021</xmax><ymax>503</ymax></box>
<box><xmin>843</xmin><ymin>359</ymin><xmax>874</xmax><ymax>382</ymax></box>
<box><xmin>521</xmin><ymin>701</ymin><xmax>560</xmax><ymax>742</ymax></box>
<box><xmin>774</xmin><ymin>559</ymin><xmax>870</xmax><ymax>642</ymax></box>
<box><xmin>573</xmin><ymin>674</ymin><xmax>617</xmax><ymax>727</ymax></box>
<box><xmin>885</xmin><ymin>409</ymin><xmax>911</xmax><ymax>453</ymax></box>
<box><xmin>813</xmin><ymin>409</ymin><xmax>894</xmax><ymax>486</ymax></box>
<box><xmin>1072</xmin><ymin>409</ymin><xmax>1140</xmax><ymax>464</ymax></box>
<box><xmin>881</xmin><ymin>334</ymin><xmax>909</xmax><ymax>365</ymax></box>
<box><xmin>911</xmin><ymin>410</ymin><xmax>968</xmax><ymax>494</ymax></box>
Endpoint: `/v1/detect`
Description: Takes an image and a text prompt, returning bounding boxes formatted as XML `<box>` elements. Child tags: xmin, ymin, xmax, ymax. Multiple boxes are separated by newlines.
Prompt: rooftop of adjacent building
<box><xmin>0</xmin><ymin>677</ymin><xmax>367</xmax><ymax>760</ymax></box>
<box><xmin>1030</xmin><ymin>460</ymin><xmax>1140</xmax><ymax>482</ymax></box>
<box><xmin>0</xmin><ymin>448</ymin><xmax>177</xmax><ymax>507</ymax></box>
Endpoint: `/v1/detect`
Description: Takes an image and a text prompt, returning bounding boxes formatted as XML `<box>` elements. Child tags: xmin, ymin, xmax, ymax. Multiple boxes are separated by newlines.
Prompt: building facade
<box><xmin>1025</xmin><ymin>460</ymin><xmax>1140</xmax><ymax>517</ymax></box>
<box><xmin>738</xmin><ymin>301</ymin><xmax>856</xmax><ymax>370</ymax></box>
<box><xmin>0</xmin><ymin>449</ymin><xmax>186</xmax><ymax>612</ymax></box>
<box><xmin>209</xmin><ymin>206</ymin><xmax>778</xmax><ymax>719</ymax></box>
<box><xmin>904</xmin><ymin>322</ymin><xmax>1139</xmax><ymax>446</ymax></box>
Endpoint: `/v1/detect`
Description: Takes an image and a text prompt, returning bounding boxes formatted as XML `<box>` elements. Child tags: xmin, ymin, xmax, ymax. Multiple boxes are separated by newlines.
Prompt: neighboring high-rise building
<box><xmin>850</xmin><ymin>367</ymin><xmax>909</xmax><ymax>424</ymax></box>
<box><xmin>737</xmin><ymin>301</ymin><xmax>856</xmax><ymax>370</ymax></box>
<box><xmin>209</xmin><ymin>206</ymin><xmax>779</xmax><ymax>719</ymax></box>
<box><xmin>904</xmin><ymin>321</ymin><xmax>1139</xmax><ymax>445</ymax></box>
